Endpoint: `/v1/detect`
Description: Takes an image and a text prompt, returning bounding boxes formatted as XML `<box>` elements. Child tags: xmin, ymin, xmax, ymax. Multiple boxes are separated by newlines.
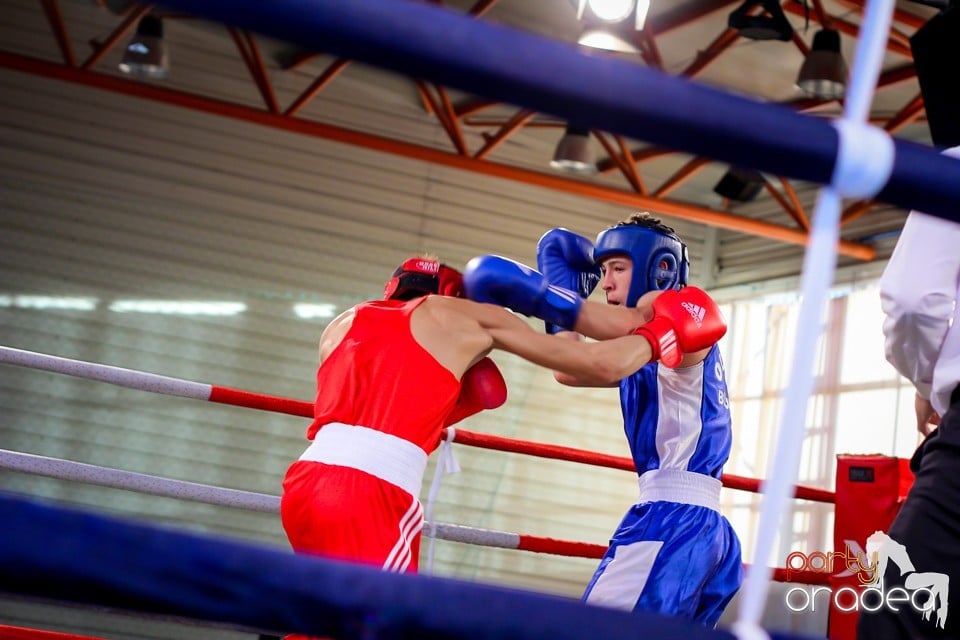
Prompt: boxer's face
<box><xmin>598</xmin><ymin>256</ymin><xmax>632</xmax><ymax>306</ymax></box>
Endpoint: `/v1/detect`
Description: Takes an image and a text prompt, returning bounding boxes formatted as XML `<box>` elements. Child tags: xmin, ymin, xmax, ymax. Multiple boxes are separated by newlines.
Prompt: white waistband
<box><xmin>299</xmin><ymin>423</ymin><xmax>427</xmax><ymax>498</ymax></box>
<box><xmin>637</xmin><ymin>469</ymin><xmax>721</xmax><ymax>512</ymax></box>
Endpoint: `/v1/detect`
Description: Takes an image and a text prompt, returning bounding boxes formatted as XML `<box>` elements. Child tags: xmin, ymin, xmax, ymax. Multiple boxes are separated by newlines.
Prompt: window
<box><xmin>720</xmin><ymin>280</ymin><xmax>920</xmax><ymax>560</ymax></box>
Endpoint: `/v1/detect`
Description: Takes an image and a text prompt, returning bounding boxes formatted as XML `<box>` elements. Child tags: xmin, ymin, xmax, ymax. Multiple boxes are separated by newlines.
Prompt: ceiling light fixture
<box><xmin>796</xmin><ymin>28</ymin><xmax>848</xmax><ymax>99</ymax></box>
<box><xmin>109</xmin><ymin>300</ymin><xmax>246</xmax><ymax>316</ymax></box>
<box><xmin>550</xmin><ymin>124</ymin><xmax>597</xmax><ymax>174</ymax></box>
<box><xmin>713</xmin><ymin>167</ymin><xmax>765</xmax><ymax>202</ymax></box>
<box><xmin>576</xmin><ymin>0</ymin><xmax>651</xmax><ymax>54</ymax></box>
<box><xmin>728</xmin><ymin>0</ymin><xmax>794</xmax><ymax>41</ymax></box>
<box><xmin>119</xmin><ymin>15</ymin><xmax>169</xmax><ymax>79</ymax></box>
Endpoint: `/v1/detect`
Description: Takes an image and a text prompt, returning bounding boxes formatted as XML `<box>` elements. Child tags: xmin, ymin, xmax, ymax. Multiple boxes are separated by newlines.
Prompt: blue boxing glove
<box><xmin>536</xmin><ymin>228</ymin><xmax>601</xmax><ymax>334</ymax></box>
<box><xmin>463</xmin><ymin>255</ymin><xmax>582</xmax><ymax>331</ymax></box>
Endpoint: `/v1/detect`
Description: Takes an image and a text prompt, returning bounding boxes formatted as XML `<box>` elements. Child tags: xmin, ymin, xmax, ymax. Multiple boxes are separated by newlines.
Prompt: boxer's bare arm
<box><xmin>546</xmin><ymin>292</ymin><xmax>654</xmax><ymax>387</ymax></box>
<box><xmin>411</xmin><ymin>297</ymin><xmax>495</xmax><ymax>379</ymax></box>
<box><xmin>318</xmin><ymin>307</ymin><xmax>356</xmax><ymax>364</ymax></box>
<box><xmin>547</xmin><ymin>332</ymin><xmax>619</xmax><ymax>388</ymax></box>
<box><xmin>553</xmin><ymin>290</ymin><xmax>707</xmax><ymax>386</ymax></box>
<box><xmin>573</xmin><ymin>298</ymin><xmax>652</xmax><ymax>340</ymax></box>
<box><xmin>463</xmin><ymin>299</ymin><xmax>654</xmax><ymax>385</ymax></box>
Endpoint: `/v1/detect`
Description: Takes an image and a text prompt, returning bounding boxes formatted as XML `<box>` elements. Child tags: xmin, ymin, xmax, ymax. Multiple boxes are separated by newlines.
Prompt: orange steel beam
<box><xmin>39</xmin><ymin>0</ymin><xmax>77</xmax><ymax>67</ymax></box>
<box><xmin>647</xmin><ymin>0</ymin><xmax>742</xmax><ymax>37</ymax></box>
<box><xmin>411</xmin><ymin>2</ymin><xmax>497</xmax><ymax>137</ymax></box>
<box><xmin>82</xmin><ymin>4</ymin><xmax>153</xmax><ymax>70</ymax></box>
<box><xmin>884</xmin><ymin>26</ymin><xmax>913</xmax><ymax>50</ymax></box>
<box><xmin>841</xmin><ymin>200</ymin><xmax>877</xmax><ymax>225</ymax></box>
<box><xmin>474</xmin><ymin>108</ymin><xmax>536</xmax><ymax>160</ymax></box>
<box><xmin>682</xmin><ymin>27</ymin><xmax>740</xmax><ymax>77</ymax></box>
<box><xmin>228</xmin><ymin>27</ymin><xmax>256</xmax><ymax>83</ymax></box>
<box><xmin>875</xmin><ymin>64</ymin><xmax>917</xmax><ymax>88</ymax></box>
<box><xmin>454</xmin><ymin>98</ymin><xmax>497</xmax><ymax>118</ymax></box>
<box><xmin>762</xmin><ymin>180</ymin><xmax>805</xmax><ymax>230</ymax></box>
<box><xmin>835</xmin><ymin>0</ymin><xmax>928</xmax><ymax>30</ymax></box>
<box><xmin>0</xmin><ymin>51</ymin><xmax>876</xmax><ymax>260</ymax></box>
<box><xmin>243</xmin><ymin>32</ymin><xmax>279</xmax><ymax>113</ymax></box>
<box><xmin>866</xmin><ymin>5</ymin><xmax>915</xmax><ymax>50</ymax></box>
<box><xmin>645</xmin><ymin>31</ymin><xmax>665</xmax><ymax>69</ymax></box>
<box><xmin>884</xmin><ymin>93</ymin><xmax>925</xmax><ymax>135</ymax></box>
<box><xmin>593</xmin><ymin>131</ymin><xmax>645</xmax><ymax>194</ymax></box>
<box><xmin>228</xmin><ymin>28</ymin><xmax>279</xmax><ymax>113</ymax></box>
<box><xmin>436</xmin><ymin>85</ymin><xmax>469</xmax><ymax>155</ymax></box>
<box><xmin>467</xmin><ymin>0</ymin><xmax>500</xmax><ymax>18</ymax></box>
<box><xmin>462</xmin><ymin>117</ymin><xmax>561</xmax><ymax>128</ymax></box>
<box><xmin>615</xmin><ymin>135</ymin><xmax>646</xmax><ymax>195</ymax></box>
<box><xmin>809</xmin><ymin>0</ymin><xmax>829</xmax><ymax>24</ymax></box>
<box><xmin>243</xmin><ymin>31</ymin><xmax>280</xmax><ymax>113</ymax></box>
<box><xmin>281</xmin><ymin>51</ymin><xmax>321</xmax><ymax>71</ymax></box>
<box><xmin>629</xmin><ymin>29</ymin><xmax>664</xmax><ymax>69</ymax></box>
<box><xmin>777</xmin><ymin>178</ymin><xmax>809</xmax><ymax>231</ymax></box>
<box><xmin>285</xmin><ymin>58</ymin><xmax>350</xmax><ymax>117</ymax></box>
<box><xmin>418</xmin><ymin>82</ymin><xmax>468</xmax><ymax>155</ymax></box>
<box><xmin>782</xmin><ymin>3</ymin><xmax>913</xmax><ymax>58</ymax></box>
<box><xmin>828</xmin><ymin>0</ymin><xmax>913</xmax><ymax>46</ymax></box>
<box><xmin>789</xmin><ymin>28</ymin><xmax>811</xmax><ymax>58</ymax></box>
<box><xmin>597</xmin><ymin>146</ymin><xmax>677</xmax><ymax>174</ymax></box>
<box><xmin>415</xmin><ymin>80</ymin><xmax>436</xmax><ymax>116</ymax></box>
<box><xmin>587</xmin><ymin>61</ymin><xmax>916</xmax><ymax>176</ymax></box>
<box><xmin>653</xmin><ymin>157</ymin><xmax>710</xmax><ymax>199</ymax></box>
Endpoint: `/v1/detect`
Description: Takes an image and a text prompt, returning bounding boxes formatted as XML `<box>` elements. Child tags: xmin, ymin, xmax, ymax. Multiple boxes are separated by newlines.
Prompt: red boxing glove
<box><xmin>443</xmin><ymin>357</ymin><xmax>508</xmax><ymax>427</ymax></box>
<box><xmin>633</xmin><ymin>287</ymin><xmax>727</xmax><ymax>368</ymax></box>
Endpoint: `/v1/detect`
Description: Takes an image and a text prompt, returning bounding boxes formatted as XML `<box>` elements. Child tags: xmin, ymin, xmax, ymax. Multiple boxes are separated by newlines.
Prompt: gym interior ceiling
<box><xmin>0</xmin><ymin>0</ymin><xmax>947</xmax><ymax>290</ymax></box>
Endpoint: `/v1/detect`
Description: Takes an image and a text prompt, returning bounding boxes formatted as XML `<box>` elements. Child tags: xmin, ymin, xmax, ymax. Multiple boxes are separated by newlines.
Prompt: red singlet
<box><xmin>280</xmin><ymin>297</ymin><xmax>460</xmax><ymax>573</ymax></box>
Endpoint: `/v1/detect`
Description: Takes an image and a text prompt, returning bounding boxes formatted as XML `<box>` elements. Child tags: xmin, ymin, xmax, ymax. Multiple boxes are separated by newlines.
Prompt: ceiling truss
<box><xmin>4</xmin><ymin>0</ymin><xmax>941</xmax><ymax>260</ymax></box>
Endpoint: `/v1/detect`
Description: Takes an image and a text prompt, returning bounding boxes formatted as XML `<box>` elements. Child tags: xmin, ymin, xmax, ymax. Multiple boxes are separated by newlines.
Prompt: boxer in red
<box><xmin>280</xmin><ymin>257</ymin><xmax>499</xmax><ymax>572</ymax></box>
<box><xmin>280</xmin><ymin>253</ymin><xmax>726</xmax><ymax>581</ymax></box>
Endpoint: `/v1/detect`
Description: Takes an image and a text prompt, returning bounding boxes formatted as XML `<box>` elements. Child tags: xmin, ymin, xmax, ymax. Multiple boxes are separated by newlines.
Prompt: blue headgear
<box><xmin>593</xmin><ymin>223</ymin><xmax>689</xmax><ymax>307</ymax></box>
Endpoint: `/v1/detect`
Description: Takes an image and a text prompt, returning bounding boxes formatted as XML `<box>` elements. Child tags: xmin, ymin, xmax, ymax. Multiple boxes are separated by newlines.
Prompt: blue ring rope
<box><xmin>0</xmin><ymin>494</ymin><xmax>812</xmax><ymax>640</ymax></box>
<box><xmin>156</xmin><ymin>0</ymin><xmax>960</xmax><ymax>221</ymax></box>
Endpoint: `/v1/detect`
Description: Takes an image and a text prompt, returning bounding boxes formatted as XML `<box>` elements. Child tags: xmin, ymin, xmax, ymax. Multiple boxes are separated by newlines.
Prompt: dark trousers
<box><xmin>857</xmin><ymin>389</ymin><xmax>960</xmax><ymax>639</ymax></box>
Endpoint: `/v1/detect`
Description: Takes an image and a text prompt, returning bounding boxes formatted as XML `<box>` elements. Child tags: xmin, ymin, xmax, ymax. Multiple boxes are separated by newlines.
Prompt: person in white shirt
<box><xmin>859</xmin><ymin>146</ymin><xmax>960</xmax><ymax>639</ymax></box>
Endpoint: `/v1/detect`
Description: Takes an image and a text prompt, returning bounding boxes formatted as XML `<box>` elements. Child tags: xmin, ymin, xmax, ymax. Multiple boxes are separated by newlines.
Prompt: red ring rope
<box><xmin>0</xmin><ymin>345</ymin><xmax>835</xmax><ymax>503</ymax></box>
<box><xmin>0</xmin><ymin>625</ymin><xmax>106</xmax><ymax>640</ymax></box>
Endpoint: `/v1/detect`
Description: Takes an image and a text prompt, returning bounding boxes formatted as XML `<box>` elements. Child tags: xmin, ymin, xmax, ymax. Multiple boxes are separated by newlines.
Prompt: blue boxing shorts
<box><xmin>582</xmin><ymin>499</ymin><xmax>742</xmax><ymax>627</ymax></box>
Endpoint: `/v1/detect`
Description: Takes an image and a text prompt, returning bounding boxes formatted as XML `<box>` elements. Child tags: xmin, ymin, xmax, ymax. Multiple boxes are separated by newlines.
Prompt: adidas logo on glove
<box><xmin>633</xmin><ymin>287</ymin><xmax>725</xmax><ymax>369</ymax></box>
<box><xmin>681</xmin><ymin>301</ymin><xmax>705</xmax><ymax>327</ymax></box>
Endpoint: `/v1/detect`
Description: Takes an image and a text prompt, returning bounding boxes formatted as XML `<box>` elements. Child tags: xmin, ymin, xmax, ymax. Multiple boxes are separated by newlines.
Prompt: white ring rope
<box><xmin>0</xmin><ymin>448</ymin><xmax>527</xmax><ymax>551</ymax></box>
<box><xmin>1</xmin><ymin>345</ymin><xmax>836</xmax><ymax>591</ymax></box>
<box><xmin>0</xmin><ymin>448</ymin><xmax>280</xmax><ymax>512</ymax></box>
<box><xmin>0</xmin><ymin>344</ymin><xmax>839</xmax><ymax>505</ymax></box>
<box><xmin>0</xmin><ymin>346</ymin><xmax>212</xmax><ymax>399</ymax></box>
<box><xmin>733</xmin><ymin>1</ymin><xmax>896</xmax><ymax>639</ymax></box>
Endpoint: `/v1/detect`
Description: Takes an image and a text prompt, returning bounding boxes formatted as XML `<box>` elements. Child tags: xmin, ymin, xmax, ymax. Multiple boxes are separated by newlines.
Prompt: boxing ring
<box><xmin>0</xmin><ymin>344</ymin><xmax>832</xmax><ymax>640</ymax></box>
<box><xmin>4</xmin><ymin>0</ymin><xmax>960</xmax><ymax>639</ymax></box>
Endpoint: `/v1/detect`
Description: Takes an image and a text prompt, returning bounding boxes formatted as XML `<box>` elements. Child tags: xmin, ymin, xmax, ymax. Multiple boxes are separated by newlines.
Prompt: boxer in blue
<box><xmin>464</xmin><ymin>212</ymin><xmax>742</xmax><ymax>627</ymax></box>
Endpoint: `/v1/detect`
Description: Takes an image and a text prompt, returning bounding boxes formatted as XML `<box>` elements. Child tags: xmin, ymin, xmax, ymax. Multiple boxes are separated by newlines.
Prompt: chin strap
<box><xmin>423</xmin><ymin>427</ymin><xmax>461</xmax><ymax>573</ymax></box>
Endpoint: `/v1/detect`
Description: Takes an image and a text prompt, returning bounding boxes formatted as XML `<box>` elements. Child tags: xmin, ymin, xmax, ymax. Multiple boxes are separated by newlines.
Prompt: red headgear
<box><xmin>383</xmin><ymin>257</ymin><xmax>464</xmax><ymax>300</ymax></box>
